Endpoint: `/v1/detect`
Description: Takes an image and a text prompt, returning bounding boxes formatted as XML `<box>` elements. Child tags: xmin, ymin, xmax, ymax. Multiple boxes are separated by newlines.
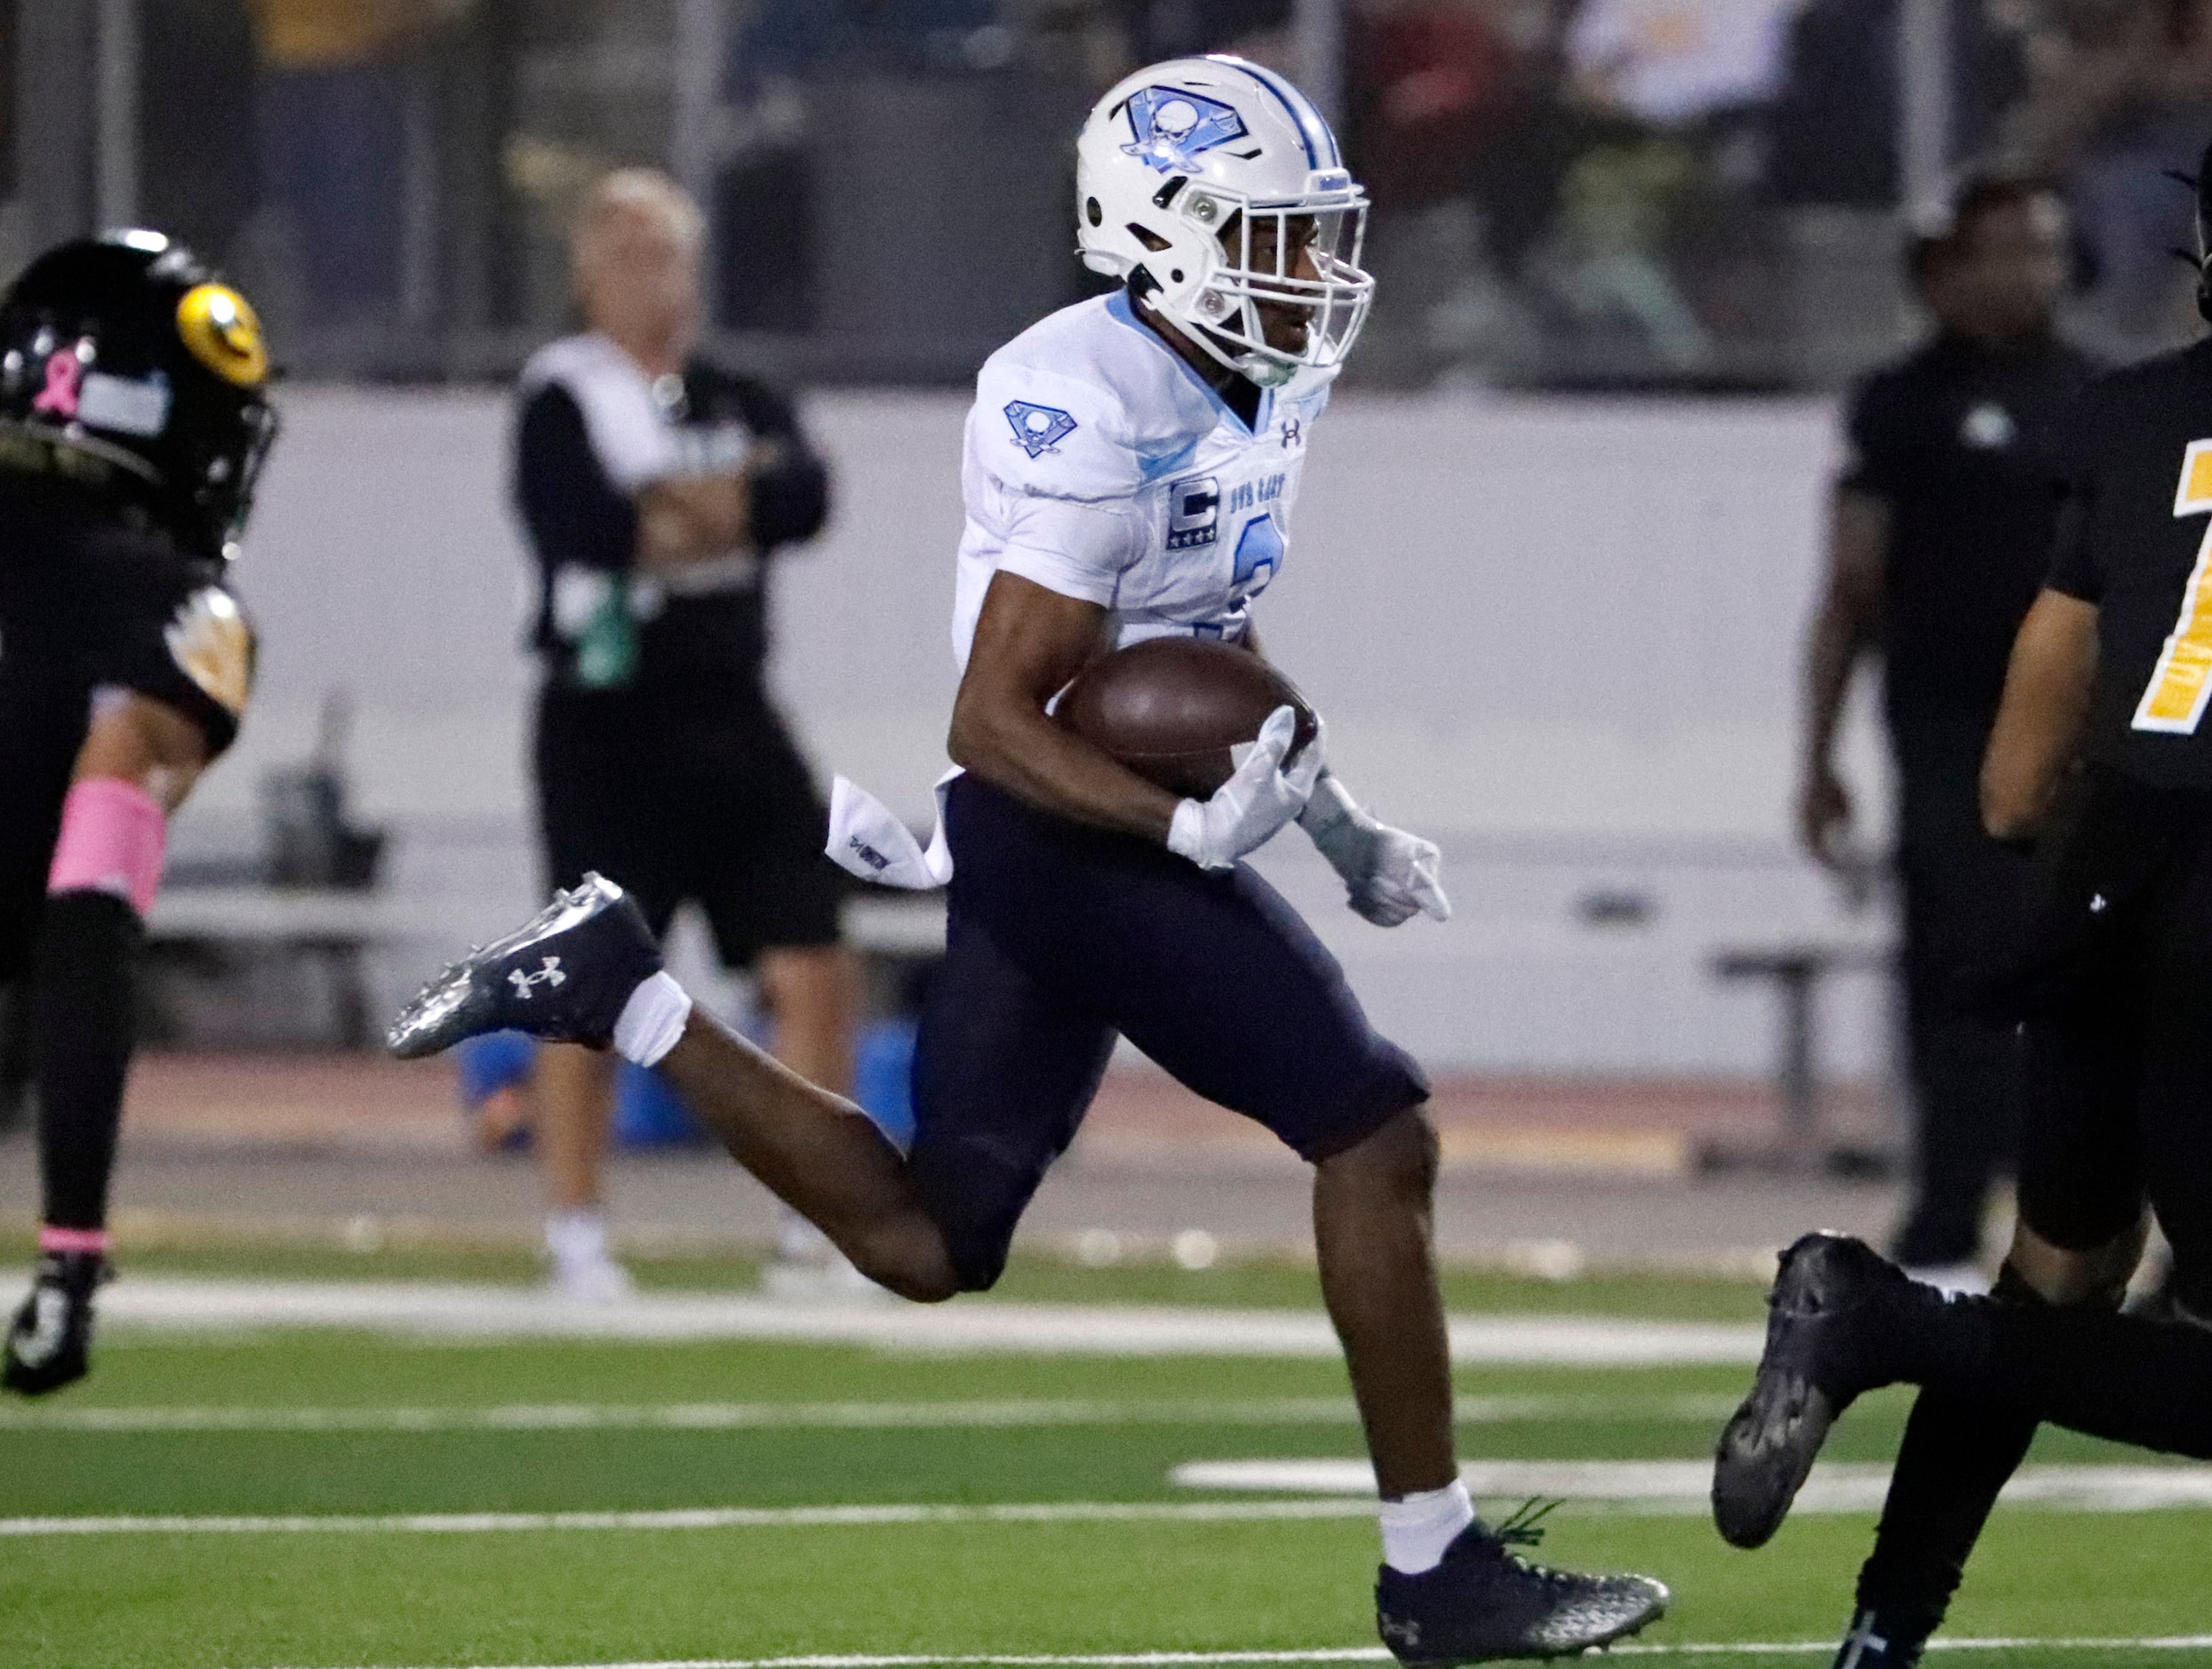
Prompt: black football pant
<box><xmin>1892</xmin><ymin>827</ymin><xmax>2029</xmax><ymax>1267</ymax></box>
<box><xmin>1858</xmin><ymin>769</ymin><xmax>2212</xmax><ymax>1633</ymax></box>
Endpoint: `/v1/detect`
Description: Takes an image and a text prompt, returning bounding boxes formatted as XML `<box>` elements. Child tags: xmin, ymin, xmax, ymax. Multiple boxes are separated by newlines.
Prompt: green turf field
<box><xmin>1</xmin><ymin>1260</ymin><xmax>2206</xmax><ymax>1668</ymax></box>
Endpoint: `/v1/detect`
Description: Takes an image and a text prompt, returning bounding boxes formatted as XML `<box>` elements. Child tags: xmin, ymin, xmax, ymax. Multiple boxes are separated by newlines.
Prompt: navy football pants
<box><xmin>907</xmin><ymin>775</ymin><xmax>1429</xmax><ymax>1290</ymax></box>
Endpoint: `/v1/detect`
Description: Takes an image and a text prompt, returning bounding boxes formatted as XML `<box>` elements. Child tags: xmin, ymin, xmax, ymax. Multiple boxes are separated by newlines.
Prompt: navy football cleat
<box><xmin>1375</xmin><ymin>1509</ymin><xmax>1668</xmax><ymax>1664</ymax></box>
<box><xmin>4</xmin><ymin>1250</ymin><xmax>108</xmax><ymax>1395</ymax></box>
<box><xmin>387</xmin><ymin>874</ymin><xmax>663</xmax><ymax>1059</ymax></box>
<box><xmin>1713</xmin><ymin>1233</ymin><xmax>1923</xmax><ymax>1549</ymax></box>
<box><xmin>1830</xmin><ymin>1608</ymin><xmax>1928</xmax><ymax>1669</ymax></box>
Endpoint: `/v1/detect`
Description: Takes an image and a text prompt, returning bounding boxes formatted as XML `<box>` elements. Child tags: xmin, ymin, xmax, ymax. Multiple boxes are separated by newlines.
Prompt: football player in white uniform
<box><xmin>389</xmin><ymin>57</ymin><xmax>1669</xmax><ymax>1660</ymax></box>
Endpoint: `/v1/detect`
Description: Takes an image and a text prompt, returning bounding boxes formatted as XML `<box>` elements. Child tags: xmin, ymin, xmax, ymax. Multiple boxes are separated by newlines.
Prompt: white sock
<box><xmin>545</xmin><ymin>1209</ymin><xmax>610</xmax><ymax>1268</ymax></box>
<box><xmin>1379</xmin><ymin>1479</ymin><xmax>1475</xmax><ymax>1575</ymax></box>
<box><xmin>612</xmin><ymin>970</ymin><xmax>692</xmax><ymax>1066</ymax></box>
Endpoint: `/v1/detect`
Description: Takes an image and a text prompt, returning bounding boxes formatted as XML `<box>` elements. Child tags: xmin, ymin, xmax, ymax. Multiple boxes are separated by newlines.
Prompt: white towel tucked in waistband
<box><xmin>827</xmin><ymin>771</ymin><xmax>956</xmax><ymax>890</ymax></box>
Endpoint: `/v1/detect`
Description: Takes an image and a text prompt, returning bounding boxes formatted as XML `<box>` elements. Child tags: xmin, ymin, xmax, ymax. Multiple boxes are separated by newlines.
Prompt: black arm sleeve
<box><xmin>2043</xmin><ymin>392</ymin><xmax>2102</xmax><ymax>602</ymax></box>
<box><xmin>515</xmin><ymin>384</ymin><xmax>638</xmax><ymax>574</ymax></box>
<box><xmin>732</xmin><ymin>378</ymin><xmax>831</xmax><ymax>551</ymax></box>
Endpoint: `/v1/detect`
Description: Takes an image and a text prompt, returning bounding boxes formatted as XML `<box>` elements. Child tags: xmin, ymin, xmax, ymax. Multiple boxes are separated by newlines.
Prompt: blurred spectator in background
<box><xmin>1798</xmin><ymin>175</ymin><xmax>2093</xmax><ymax>1285</ymax></box>
<box><xmin>140</xmin><ymin>2</ymin><xmax>260</xmax><ymax>268</ymax></box>
<box><xmin>1543</xmin><ymin>0</ymin><xmax>1795</xmax><ymax>375</ymax></box>
<box><xmin>248</xmin><ymin>0</ymin><xmax>472</xmax><ymax>326</ymax></box>
<box><xmin>1769</xmin><ymin>0</ymin><xmax>2027</xmax><ymax>211</ymax></box>
<box><xmin>2004</xmin><ymin>0</ymin><xmax>2212</xmax><ymax>352</ymax></box>
<box><xmin>513</xmin><ymin>170</ymin><xmax>850</xmax><ymax>1300</ymax></box>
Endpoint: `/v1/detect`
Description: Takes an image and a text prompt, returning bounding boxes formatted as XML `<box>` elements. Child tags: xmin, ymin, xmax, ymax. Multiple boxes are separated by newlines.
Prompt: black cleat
<box><xmin>4</xmin><ymin>1250</ymin><xmax>109</xmax><ymax>1395</ymax></box>
<box><xmin>1375</xmin><ymin>1509</ymin><xmax>1669</xmax><ymax>1664</ymax></box>
<box><xmin>1831</xmin><ymin>1607</ymin><xmax>1928</xmax><ymax>1669</ymax></box>
<box><xmin>1714</xmin><ymin>1233</ymin><xmax>1921</xmax><ymax>1549</ymax></box>
<box><xmin>386</xmin><ymin>874</ymin><xmax>662</xmax><ymax>1059</ymax></box>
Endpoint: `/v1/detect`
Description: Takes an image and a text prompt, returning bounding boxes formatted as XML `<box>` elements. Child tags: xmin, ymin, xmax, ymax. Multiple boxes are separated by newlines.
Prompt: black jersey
<box><xmin>1841</xmin><ymin>333</ymin><xmax>2096</xmax><ymax>741</ymax></box>
<box><xmin>513</xmin><ymin>334</ymin><xmax>829</xmax><ymax>704</ymax></box>
<box><xmin>2047</xmin><ymin>338</ymin><xmax>2212</xmax><ymax>790</ymax></box>
<box><xmin>0</xmin><ymin>473</ymin><xmax>252</xmax><ymax>755</ymax></box>
<box><xmin>0</xmin><ymin>474</ymin><xmax>255</xmax><ymax>978</ymax></box>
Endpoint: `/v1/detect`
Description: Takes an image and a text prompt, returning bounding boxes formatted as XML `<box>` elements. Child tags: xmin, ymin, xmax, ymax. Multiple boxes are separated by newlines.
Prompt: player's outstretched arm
<box><xmin>1982</xmin><ymin>587</ymin><xmax>2097</xmax><ymax>842</ymax></box>
<box><xmin>949</xmin><ymin>571</ymin><xmax>1193</xmax><ymax>840</ymax></box>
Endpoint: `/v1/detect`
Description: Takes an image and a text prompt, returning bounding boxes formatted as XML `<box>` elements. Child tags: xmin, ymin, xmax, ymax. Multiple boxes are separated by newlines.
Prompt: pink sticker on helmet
<box><xmin>31</xmin><ymin>349</ymin><xmax>82</xmax><ymax>418</ymax></box>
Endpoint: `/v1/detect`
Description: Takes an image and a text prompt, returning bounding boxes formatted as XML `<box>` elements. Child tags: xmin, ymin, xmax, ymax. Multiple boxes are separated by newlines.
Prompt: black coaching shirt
<box><xmin>1841</xmin><ymin>332</ymin><xmax>2096</xmax><ymax>766</ymax></box>
<box><xmin>514</xmin><ymin>333</ymin><xmax>828</xmax><ymax>702</ymax></box>
<box><xmin>2046</xmin><ymin>337</ymin><xmax>2212</xmax><ymax>790</ymax></box>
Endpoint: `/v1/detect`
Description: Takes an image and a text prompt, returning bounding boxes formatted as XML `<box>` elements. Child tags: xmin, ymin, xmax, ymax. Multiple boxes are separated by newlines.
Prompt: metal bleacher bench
<box><xmin>1700</xmin><ymin>938</ymin><xmax>1896</xmax><ymax>1177</ymax></box>
<box><xmin>145</xmin><ymin>887</ymin><xmax>950</xmax><ymax>1050</ymax></box>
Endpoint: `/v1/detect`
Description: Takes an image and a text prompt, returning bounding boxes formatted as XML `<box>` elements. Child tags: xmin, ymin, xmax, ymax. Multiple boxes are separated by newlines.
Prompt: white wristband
<box><xmin>612</xmin><ymin>970</ymin><xmax>692</xmax><ymax>1067</ymax></box>
<box><xmin>1166</xmin><ymin>798</ymin><xmax>1214</xmax><ymax>866</ymax></box>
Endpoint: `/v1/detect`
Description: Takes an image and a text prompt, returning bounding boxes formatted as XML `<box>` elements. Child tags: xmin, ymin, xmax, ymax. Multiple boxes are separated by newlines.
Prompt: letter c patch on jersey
<box><xmin>164</xmin><ymin>587</ymin><xmax>253</xmax><ymax>716</ymax></box>
<box><xmin>1005</xmin><ymin>401</ymin><xmax>1077</xmax><ymax>459</ymax></box>
<box><xmin>1167</xmin><ymin>475</ymin><xmax>1219</xmax><ymax>549</ymax></box>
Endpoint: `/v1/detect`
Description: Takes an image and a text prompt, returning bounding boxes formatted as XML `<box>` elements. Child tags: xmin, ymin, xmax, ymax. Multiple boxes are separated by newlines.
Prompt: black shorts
<box><xmin>907</xmin><ymin>774</ymin><xmax>1430</xmax><ymax>1290</ymax></box>
<box><xmin>0</xmin><ymin>485</ymin><xmax>253</xmax><ymax>978</ymax></box>
<box><xmin>2006</xmin><ymin>765</ymin><xmax>2212</xmax><ymax>1311</ymax></box>
<box><xmin>532</xmin><ymin>683</ymin><xmax>844</xmax><ymax>965</ymax></box>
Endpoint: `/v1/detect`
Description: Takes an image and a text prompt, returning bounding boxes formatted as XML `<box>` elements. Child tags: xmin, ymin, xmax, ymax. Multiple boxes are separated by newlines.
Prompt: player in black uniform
<box><xmin>0</xmin><ymin>233</ymin><xmax>273</xmax><ymax>1392</ymax></box>
<box><xmin>1800</xmin><ymin>172</ymin><xmax>2094</xmax><ymax>1282</ymax></box>
<box><xmin>1713</xmin><ymin>142</ymin><xmax>2212</xmax><ymax>1655</ymax></box>
<box><xmin>514</xmin><ymin>170</ymin><xmax>842</xmax><ymax>1297</ymax></box>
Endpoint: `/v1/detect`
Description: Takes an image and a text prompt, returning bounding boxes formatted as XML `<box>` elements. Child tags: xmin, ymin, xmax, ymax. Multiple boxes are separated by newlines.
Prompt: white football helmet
<box><xmin>1075</xmin><ymin>56</ymin><xmax>1373</xmax><ymax>388</ymax></box>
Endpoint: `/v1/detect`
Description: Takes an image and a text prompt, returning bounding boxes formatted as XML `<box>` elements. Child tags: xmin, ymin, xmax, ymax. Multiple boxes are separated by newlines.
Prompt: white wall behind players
<box><xmin>191</xmin><ymin>386</ymin><xmax>1897</xmax><ymax>1077</ymax></box>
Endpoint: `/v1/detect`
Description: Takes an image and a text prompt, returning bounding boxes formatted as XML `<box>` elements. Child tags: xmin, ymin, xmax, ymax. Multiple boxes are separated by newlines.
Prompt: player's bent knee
<box><xmin>2002</xmin><ymin>1215</ymin><xmax>2144</xmax><ymax>1309</ymax></box>
<box><xmin>846</xmin><ymin>1220</ymin><xmax>964</xmax><ymax>1304</ymax></box>
<box><xmin>1321</xmin><ymin>1105</ymin><xmax>1438</xmax><ymax>1201</ymax></box>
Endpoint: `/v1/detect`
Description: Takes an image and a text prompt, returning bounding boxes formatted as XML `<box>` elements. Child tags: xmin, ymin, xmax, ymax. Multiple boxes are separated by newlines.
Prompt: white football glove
<box><xmin>1297</xmin><ymin>772</ymin><xmax>1451</xmax><ymax>926</ymax></box>
<box><xmin>1165</xmin><ymin>705</ymin><xmax>1324</xmax><ymax>872</ymax></box>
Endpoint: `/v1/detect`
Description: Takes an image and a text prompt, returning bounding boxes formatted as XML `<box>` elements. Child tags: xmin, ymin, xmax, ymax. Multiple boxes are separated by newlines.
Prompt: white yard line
<box><xmin>0</xmin><ymin>1393</ymin><xmax>1738</xmax><ymax>1434</ymax></box>
<box><xmin>0</xmin><ymin>1500</ymin><xmax>1382</xmax><ymax>1537</ymax></box>
<box><xmin>23</xmin><ymin>1275</ymin><xmax>1761</xmax><ymax>1363</ymax></box>
<box><xmin>14</xmin><ymin>1458</ymin><xmax>2212</xmax><ymax>1537</ymax></box>
<box><xmin>264</xmin><ymin>1641</ymin><xmax>2212</xmax><ymax>1669</ymax></box>
<box><xmin>1171</xmin><ymin>1457</ymin><xmax>2212</xmax><ymax>1514</ymax></box>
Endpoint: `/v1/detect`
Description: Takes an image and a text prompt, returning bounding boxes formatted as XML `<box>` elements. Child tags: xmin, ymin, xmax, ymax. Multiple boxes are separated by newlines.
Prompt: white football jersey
<box><xmin>952</xmin><ymin>291</ymin><xmax>1331</xmax><ymax>668</ymax></box>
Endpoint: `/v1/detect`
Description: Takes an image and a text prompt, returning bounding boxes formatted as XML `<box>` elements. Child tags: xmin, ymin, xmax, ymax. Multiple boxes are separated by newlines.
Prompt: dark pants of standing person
<box><xmin>1890</xmin><ymin>730</ymin><xmax>2030</xmax><ymax>1268</ymax></box>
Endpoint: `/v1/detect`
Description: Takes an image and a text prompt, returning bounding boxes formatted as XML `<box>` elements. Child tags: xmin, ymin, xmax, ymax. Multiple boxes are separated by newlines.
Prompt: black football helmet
<box><xmin>2198</xmin><ymin>139</ymin><xmax>2212</xmax><ymax>324</ymax></box>
<box><xmin>0</xmin><ymin>230</ymin><xmax>276</xmax><ymax>557</ymax></box>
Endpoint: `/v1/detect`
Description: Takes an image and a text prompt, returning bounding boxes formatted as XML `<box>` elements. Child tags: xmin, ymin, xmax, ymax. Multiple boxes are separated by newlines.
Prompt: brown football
<box><xmin>1057</xmin><ymin>637</ymin><xmax>1319</xmax><ymax>798</ymax></box>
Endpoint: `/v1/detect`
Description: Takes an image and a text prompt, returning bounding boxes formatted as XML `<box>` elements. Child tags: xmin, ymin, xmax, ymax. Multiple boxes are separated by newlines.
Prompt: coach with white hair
<box><xmin>511</xmin><ymin>169</ymin><xmax>849</xmax><ymax>1298</ymax></box>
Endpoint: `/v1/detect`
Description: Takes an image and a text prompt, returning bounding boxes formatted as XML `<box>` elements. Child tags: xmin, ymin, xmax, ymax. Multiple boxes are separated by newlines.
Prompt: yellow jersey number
<box><xmin>2132</xmin><ymin>440</ymin><xmax>2212</xmax><ymax>734</ymax></box>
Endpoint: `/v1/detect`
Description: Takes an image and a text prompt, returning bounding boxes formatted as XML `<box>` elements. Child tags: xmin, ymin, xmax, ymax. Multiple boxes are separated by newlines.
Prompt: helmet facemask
<box><xmin>1174</xmin><ymin>194</ymin><xmax>1373</xmax><ymax>387</ymax></box>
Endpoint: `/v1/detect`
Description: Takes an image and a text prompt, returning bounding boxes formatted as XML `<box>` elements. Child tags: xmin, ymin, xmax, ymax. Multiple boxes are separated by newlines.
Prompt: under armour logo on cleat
<box><xmin>508</xmin><ymin>956</ymin><xmax>567</xmax><ymax>999</ymax></box>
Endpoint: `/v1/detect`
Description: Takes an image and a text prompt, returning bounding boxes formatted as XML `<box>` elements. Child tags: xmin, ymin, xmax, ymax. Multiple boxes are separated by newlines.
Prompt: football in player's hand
<box><xmin>1057</xmin><ymin>637</ymin><xmax>1319</xmax><ymax>798</ymax></box>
